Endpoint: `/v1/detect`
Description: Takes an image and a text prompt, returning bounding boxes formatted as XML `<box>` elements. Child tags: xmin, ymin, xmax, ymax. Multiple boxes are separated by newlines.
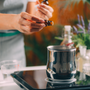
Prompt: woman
<box><xmin>0</xmin><ymin>0</ymin><xmax>53</xmax><ymax>67</ymax></box>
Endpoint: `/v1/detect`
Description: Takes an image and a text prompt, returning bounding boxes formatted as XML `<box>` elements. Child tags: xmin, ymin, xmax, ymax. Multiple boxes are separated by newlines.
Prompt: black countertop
<box><xmin>11</xmin><ymin>69</ymin><xmax>90</xmax><ymax>90</ymax></box>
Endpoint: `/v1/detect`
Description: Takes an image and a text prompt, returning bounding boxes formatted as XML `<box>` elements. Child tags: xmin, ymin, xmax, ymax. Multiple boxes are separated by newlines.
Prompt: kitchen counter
<box><xmin>0</xmin><ymin>65</ymin><xmax>46</xmax><ymax>90</ymax></box>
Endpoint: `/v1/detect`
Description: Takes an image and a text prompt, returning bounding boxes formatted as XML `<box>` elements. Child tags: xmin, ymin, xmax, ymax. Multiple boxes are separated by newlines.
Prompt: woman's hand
<box><xmin>35</xmin><ymin>0</ymin><xmax>54</xmax><ymax>20</ymax></box>
<box><xmin>14</xmin><ymin>12</ymin><xmax>45</xmax><ymax>35</ymax></box>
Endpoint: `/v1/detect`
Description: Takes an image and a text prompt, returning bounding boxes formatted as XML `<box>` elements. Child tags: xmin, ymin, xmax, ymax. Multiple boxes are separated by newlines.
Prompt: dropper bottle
<box><xmin>41</xmin><ymin>0</ymin><xmax>54</xmax><ymax>26</ymax></box>
<box><xmin>41</xmin><ymin>0</ymin><xmax>49</xmax><ymax>5</ymax></box>
<box><xmin>44</xmin><ymin>20</ymin><xmax>54</xmax><ymax>26</ymax></box>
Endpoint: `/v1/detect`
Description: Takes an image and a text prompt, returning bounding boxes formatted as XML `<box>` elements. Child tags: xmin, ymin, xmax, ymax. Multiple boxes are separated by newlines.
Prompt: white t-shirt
<box><xmin>0</xmin><ymin>0</ymin><xmax>36</xmax><ymax>14</ymax></box>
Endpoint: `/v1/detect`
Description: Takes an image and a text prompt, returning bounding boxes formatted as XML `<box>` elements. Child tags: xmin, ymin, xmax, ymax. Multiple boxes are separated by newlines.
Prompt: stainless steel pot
<box><xmin>46</xmin><ymin>45</ymin><xmax>76</xmax><ymax>80</ymax></box>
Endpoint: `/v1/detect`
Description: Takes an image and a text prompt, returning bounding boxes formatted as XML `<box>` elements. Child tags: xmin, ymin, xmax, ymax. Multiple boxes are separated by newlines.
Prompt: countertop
<box><xmin>0</xmin><ymin>65</ymin><xmax>46</xmax><ymax>90</ymax></box>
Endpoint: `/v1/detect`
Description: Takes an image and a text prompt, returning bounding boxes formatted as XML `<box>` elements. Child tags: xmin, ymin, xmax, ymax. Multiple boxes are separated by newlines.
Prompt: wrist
<box><xmin>11</xmin><ymin>14</ymin><xmax>19</xmax><ymax>30</ymax></box>
<box><xmin>0</xmin><ymin>14</ymin><xmax>19</xmax><ymax>30</ymax></box>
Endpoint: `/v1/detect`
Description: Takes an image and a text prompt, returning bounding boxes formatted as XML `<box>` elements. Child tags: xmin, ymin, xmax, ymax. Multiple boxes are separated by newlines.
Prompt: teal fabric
<box><xmin>0</xmin><ymin>31</ymin><xmax>21</xmax><ymax>37</ymax></box>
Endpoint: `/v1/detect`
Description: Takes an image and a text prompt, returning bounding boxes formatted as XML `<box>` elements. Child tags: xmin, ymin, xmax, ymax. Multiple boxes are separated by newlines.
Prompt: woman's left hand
<box><xmin>35</xmin><ymin>0</ymin><xmax>54</xmax><ymax>20</ymax></box>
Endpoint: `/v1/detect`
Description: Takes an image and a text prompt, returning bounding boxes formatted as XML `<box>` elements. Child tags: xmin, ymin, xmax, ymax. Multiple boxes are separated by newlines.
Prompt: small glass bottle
<box><xmin>60</xmin><ymin>25</ymin><xmax>72</xmax><ymax>46</ymax></box>
<box><xmin>41</xmin><ymin>0</ymin><xmax>49</xmax><ymax>5</ymax></box>
<box><xmin>78</xmin><ymin>46</ymin><xmax>90</xmax><ymax>74</ymax></box>
<box><xmin>44</xmin><ymin>20</ymin><xmax>54</xmax><ymax>26</ymax></box>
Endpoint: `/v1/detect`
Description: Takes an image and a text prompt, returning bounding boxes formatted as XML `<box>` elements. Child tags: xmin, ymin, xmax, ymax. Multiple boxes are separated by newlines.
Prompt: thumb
<box><xmin>36</xmin><ymin>0</ymin><xmax>40</xmax><ymax>4</ymax></box>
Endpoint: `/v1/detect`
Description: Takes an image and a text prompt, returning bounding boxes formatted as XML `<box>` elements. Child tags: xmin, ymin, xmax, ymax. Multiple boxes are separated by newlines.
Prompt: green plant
<box><xmin>72</xmin><ymin>15</ymin><xmax>90</xmax><ymax>49</ymax></box>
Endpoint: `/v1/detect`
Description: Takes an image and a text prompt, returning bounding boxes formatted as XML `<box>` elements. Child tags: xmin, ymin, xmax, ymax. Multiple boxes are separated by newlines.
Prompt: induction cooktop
<box><xmin>11</xmin><ymin>69</ymin><xmax>90</xmax><ymax>90</ymax></box>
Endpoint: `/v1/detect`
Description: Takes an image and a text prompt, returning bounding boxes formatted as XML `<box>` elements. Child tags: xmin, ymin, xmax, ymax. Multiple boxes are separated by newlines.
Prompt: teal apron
<box><xmin>0</xmin><ymin>0</ymin><xmax>29</xmax><ymax>67</ymax></box>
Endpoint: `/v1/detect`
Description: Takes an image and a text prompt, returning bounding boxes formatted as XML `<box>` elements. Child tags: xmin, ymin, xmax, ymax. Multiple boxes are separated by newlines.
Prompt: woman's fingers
<box><xmin>20</xmin><ymin>24</ymin><xmax>44</xmax><ymax>34</ymax></box>
<box><xmin>19</xmin><ymin>18</ymin><xmax>45</xmax><ymax>28</ymax></box>
<box><xmin>38</xmin><ymin>7</ymin><xmax>52</xmax><ymax>19</ymax></box>
<box><xmin>19</xmin><ymin>22</ymin><xmax>45</xmax><ymax>34</ymax></box>
<box><xmin>40</xmin><ymin>4</ymin><xmax>54</xmax><ymax>13</ymax></box>
<box><xmin>30</xmin><ymin>23</ymin><xmax>45</xmax><ymax>29</ymax></box>
<box><xmin>36</xmin><ymin>0</ymin><xmax>40</xmax><ymax>4</ymax></box>
<box><xmin>37</xmin><ymin>4</ymin><xmax>53</xmax><ymax>19</ymax></box>
<box><xmin>19</xmin><ymin>18</ymin><xmax>31</xmax><ymax>26</ymax></box>
<box><xmin>20</xmin><ymin>12</ymin><xmax>44</xmax><ymax>23</ymax></box>
<box><xmin>18</xmin><ymin>12</ymin><xmax>46</xmax><ymax>34</ymax></box>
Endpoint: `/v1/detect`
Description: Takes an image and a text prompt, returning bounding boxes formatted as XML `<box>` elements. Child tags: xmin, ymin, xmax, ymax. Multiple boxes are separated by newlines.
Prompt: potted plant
<box><xmin>55</xmin><ymin>14</ymin><xmax>90</xmax><ymax>53</ymax></box>
<box><xmin>72</xmin><ymin>14</ymin><xmax>90</xmax><ymax>49</ymax></box>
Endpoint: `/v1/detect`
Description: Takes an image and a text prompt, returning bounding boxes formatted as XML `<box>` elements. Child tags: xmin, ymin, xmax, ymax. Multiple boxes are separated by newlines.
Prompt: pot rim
<box><xmin>47</xmin><ymin>45</ymin><xmax>76</xmax><ymax>52</ymax></box>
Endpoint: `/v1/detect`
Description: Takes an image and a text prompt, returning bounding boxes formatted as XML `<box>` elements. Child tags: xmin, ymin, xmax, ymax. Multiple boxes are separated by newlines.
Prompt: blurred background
<box><xmin>24</xmin><ymin>0</ymin><xmax>90</xmax><ymax>66</ymax></box>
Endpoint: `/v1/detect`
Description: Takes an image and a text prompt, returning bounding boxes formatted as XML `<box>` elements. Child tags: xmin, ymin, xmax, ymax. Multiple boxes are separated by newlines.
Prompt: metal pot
<box><xmin>46</xmin><ymin>45</ymin><xmax>76</xmax><ymax>80</ymax></box>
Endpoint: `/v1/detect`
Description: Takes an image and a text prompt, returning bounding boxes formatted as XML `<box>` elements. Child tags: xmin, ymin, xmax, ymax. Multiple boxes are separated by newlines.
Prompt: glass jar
<box><xmin>77</xmin><ymin>46</ymin><xmax>90</xmax><ymax>74</ymax></box>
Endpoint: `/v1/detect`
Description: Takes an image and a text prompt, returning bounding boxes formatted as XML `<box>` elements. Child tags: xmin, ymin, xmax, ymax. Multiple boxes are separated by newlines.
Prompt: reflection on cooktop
<box><xmin>11</xmin><ymin>70</ymin><xmax>90</xmax><ymax>90</ymax></box>
<box><xmin>46</xmin><ymin>82</ymin><xmax>75</xmax><ymax>89</ymax></box>
<box><xmin>45</xmin><ymin>77</ymin><xmax>76</xmax><ymax>89</ymax></box>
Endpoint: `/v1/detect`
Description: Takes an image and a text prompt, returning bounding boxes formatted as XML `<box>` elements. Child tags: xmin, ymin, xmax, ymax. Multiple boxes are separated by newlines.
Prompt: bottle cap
<box><xmin>51</xmin><ymin>21</ymin><xmax>54</xmax><ymax>26</ymax></box>
<box><xmin>44</xmin><ymin>20</ymin><xmax>54</xmax><ymax>26</ymax></box>
<box><xmin>64</xmin><ymin>25</ymin><xmax>71</xmax><ymax>31</ymax></box>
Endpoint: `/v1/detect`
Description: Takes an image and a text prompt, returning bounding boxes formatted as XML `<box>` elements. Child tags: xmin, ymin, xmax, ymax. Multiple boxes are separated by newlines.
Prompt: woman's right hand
<box><xmin>14</xmin><ymin>12</ymin><xmax>45</xmax><ymax>35</ymax></box>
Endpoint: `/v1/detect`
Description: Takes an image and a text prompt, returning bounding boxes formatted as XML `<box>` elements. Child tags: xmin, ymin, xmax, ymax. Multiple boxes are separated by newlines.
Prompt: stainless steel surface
<box><xmin>46</xmin><ymin>45</ymin><xmax>76</xmax><ymax>80</ymax></box>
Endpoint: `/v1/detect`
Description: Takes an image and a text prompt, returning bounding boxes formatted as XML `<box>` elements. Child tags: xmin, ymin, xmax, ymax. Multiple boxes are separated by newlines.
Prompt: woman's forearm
<box><xmin>0</xmin><ymin>13</ymin><xmax>17</xmax><ymax>30</ymax></box>
<box><xmin>26</xmin><ymin>2</ymin><xmax>36</xmax><ymax>15</ymax></box>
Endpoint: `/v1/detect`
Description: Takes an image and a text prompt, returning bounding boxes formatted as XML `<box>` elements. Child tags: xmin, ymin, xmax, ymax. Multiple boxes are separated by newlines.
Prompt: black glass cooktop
<box><xmin>11</xmin><ymin>69</ymin><xmax>90</xmax><ymax>90</ymax></box>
